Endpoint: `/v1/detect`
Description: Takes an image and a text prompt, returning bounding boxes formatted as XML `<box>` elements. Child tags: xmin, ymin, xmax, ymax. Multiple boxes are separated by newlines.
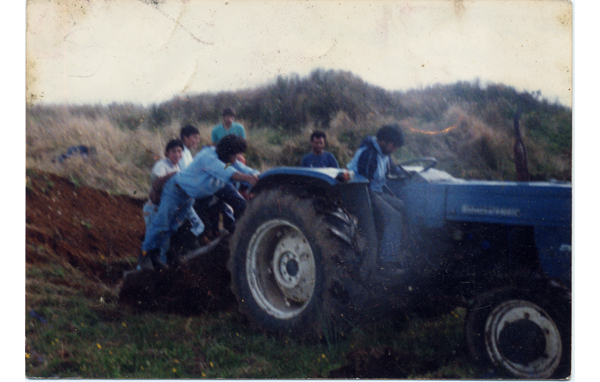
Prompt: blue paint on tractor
<box><xmin>255</xmin><ymin>163</ymin><xmax>572</xmax><ymax>288</ymax></box>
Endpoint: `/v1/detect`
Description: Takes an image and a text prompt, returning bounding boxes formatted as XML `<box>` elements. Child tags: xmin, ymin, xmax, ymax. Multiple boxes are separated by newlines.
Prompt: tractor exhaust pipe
<box><xmin>513</xmin><ymin>110</ymin><xmax>530</xmax><ymax>182</ymax></box>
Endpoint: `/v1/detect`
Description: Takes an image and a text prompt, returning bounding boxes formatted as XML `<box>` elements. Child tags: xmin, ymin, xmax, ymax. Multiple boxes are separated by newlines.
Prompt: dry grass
<box><xmin>26</xmin><ymin>101</ymin><xmax>570</xmax><ymax>198</ymax></box>
<box><xmin>26</xmin><ymin>107</ymin><xmax>215</xmax><ymax>197</ymax></box>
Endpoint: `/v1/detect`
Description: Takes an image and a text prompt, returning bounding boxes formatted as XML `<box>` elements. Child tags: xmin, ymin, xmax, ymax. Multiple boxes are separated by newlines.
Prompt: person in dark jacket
<box><xmin>301</xmin><ymin>130</ymin><xmax>339</xmax><ymax>168</ymax></box>
<box><xmin>347</xmin><ymin>124</ymin><xmax>406</xmax><ymax>268</ymax></box>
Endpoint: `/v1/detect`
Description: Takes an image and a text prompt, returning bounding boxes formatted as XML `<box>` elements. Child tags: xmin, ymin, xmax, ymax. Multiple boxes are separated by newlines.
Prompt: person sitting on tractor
<box><xmin>300</xmin><ymin>130</ymin><xmax>339</xmax><ymax>168</ymax></box>
<box><xmin>138</xmin><ymin>135</ymin><xmax>259</xmax><ymax>271</ymax></box>
<box><xmin>347</xmin><ymin>124</ymin><xmax>406</xmax><ymax>268</ymax></box>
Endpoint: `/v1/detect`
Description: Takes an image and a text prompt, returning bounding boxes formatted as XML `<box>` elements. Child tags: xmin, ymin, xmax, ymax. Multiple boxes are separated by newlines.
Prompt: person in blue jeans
<box><xmin>138</xmin><ymin>135</ymin><xmax>259</xmax><ymax>271</ymax></box>
<box><xmin>300</xmin><ymin>130</ymin><xmax>339</xmax><ymax>168</ymax></box>
<box><xmin>347</xmin><ymin>124</ymin><xmax>406</xmax><ymax>268</ymax></box>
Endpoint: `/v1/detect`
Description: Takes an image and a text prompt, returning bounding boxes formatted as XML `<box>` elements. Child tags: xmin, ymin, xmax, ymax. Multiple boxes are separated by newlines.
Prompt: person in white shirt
<box><xmin>143</xmin><ymin>139</ymin><xmax>184</xmax><ymax>228</ymax></box>
<box><xmin>141</xmin><ymin>138</ymin><xmax>204</xmax><ymax>269</ymax></box>
<box><xmin>179</xmin><ymin>124</ymin><xmax>200</xmax><ymax>170</ymax></box>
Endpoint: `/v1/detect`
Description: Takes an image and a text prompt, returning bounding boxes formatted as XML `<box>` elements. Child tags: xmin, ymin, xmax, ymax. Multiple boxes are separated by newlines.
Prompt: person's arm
<box><xmin>231</xmin><ymin>171</ymin><xmax>258</xmax><ymax>187</ymax></box>
<box><xmin>356</xmin><ymin>148</ymin><xmax>377</xmax><ymax>181</ymax></box>
<box><xmin>329</xmin><ymin>153</ymin><xmax>339</xmax><ymax>168</ymax></box>
<box><xmin>238</xmin><ymin>124</ymin><xmax>246</xmax><ymax>139</ymax></box>
<box><xmin>151</xmin><ymin>159</ymin><xmax>171</xmax><ymax>179</ymax></box>
<box><xmin>300</xmin><ymin>154</ymin><xmax>309</xmax><ymax>167</ymax></box>
<box><xmin>149</xmin><ymin>172</ymin><xmax>177</xmax><ymax>205</ymax></box>
<box><xmin>232</xmin><ymin>160</ymin><xmax>260</xmax><ymax>176</ymax></box>
<box><xmin>211</xmin><ymin>126</ymin><xmax>219</xmax><ymax>145</ymax></box>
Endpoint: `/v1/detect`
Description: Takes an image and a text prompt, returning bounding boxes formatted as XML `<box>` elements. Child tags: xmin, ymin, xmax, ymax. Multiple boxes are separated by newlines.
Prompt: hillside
<box><xmin>26</xmin><ymin>71</ymin><xmax>571</xmax><ymax>198</ymax></box>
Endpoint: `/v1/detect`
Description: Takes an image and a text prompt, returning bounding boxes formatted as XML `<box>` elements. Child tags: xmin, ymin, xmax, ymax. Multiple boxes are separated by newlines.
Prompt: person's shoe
<box><xmin>147</xmin><ymin>248</ymin><xmax>169</xmax><ymax>271</ymax></box>
<box><xmin>167</xmin><ymin>254</ymin><xmax>184</xmax><ymax>267</ymax></box>
<box><xmin>137</xmin><ymin>250</ymin><xmax>154</xmax><ymax>271</ymax></box>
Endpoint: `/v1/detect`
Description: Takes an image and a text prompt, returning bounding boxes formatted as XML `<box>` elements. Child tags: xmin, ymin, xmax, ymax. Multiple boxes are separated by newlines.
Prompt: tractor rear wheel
<box><xmin>228</xmin><ymin>189</ymin><xmax>361</xmax><ymax>339</ymax></box>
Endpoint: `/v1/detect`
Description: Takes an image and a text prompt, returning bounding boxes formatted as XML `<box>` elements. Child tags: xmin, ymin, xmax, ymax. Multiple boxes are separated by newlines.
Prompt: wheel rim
<box><xmin>246</xmin><ymin>219</ymin><xmax>316</xmax><ymax>320</ymax></box>
<box><xmin>484</xmin><ymin>299</ymin><xmax>562</xmax><ymax>378</ymax></box>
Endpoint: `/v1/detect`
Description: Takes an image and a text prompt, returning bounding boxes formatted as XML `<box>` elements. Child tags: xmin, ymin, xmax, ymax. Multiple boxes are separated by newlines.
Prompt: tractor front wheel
<box><xmin>465</xmin><ymin>287</ymin><xmax>570</xmax><ymax>379</ymax></box>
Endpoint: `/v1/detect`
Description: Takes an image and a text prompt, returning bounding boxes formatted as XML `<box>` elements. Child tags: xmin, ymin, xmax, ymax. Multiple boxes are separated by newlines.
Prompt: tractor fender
<box><xmin>251</xmin><ymin>167</ymin><xmax>361</xmax><ymax>195</ymax></box>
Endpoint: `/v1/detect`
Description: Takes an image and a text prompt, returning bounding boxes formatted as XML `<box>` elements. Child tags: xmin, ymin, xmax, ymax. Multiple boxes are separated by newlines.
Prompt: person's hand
<box><xmin>246</xmin><ymin>174</ymin><xmax>259</xmax><ymax>187</ymax></box>
<box><xmin>232</xmin><ymin>172</ymin><xmax>259</xmax><ymax>187</ymax></box>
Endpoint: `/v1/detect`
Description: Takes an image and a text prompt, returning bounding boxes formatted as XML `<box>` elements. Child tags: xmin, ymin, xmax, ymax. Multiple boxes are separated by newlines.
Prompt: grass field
<box><xmin>25</xmin><ymin>259</ymin><xmax>481</xmax><ymax>378</ymax></box>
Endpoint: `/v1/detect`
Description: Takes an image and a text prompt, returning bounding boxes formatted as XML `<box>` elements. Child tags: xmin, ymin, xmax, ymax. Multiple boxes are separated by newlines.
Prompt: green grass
<box><xmin>26</xmin><ymin>260</ymin><xmax>481</xmax><ymax>379</ymax></box>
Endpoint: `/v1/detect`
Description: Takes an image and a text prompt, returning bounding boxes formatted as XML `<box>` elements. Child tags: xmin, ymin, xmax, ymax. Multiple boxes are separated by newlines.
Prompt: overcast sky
<box><xmin>26</xmin><ymin>0</ymin><xmax>572</xmax><ymax>107</ymax></box>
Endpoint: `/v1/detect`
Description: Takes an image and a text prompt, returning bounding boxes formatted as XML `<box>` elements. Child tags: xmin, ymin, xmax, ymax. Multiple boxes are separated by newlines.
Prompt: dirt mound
<box><xmin>25</xmin><ymin>170</ymin><xmax>236</xmax><ymax>314</ymax></box>
<box><xmin>26</xmin><ymin>170</ymin><xmax>145</xmax><ymax>280</ymax></box>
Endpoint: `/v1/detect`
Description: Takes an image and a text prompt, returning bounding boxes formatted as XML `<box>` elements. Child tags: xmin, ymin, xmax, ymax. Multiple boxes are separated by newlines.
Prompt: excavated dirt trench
<box><xmin>25</xmin><ymin>170</ymin><xmax>236</xmax><ymax>315</ymax></box>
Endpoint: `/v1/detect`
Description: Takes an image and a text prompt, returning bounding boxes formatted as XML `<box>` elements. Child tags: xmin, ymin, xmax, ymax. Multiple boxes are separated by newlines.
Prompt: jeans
<box><xmin>370</xmin><ymin>191</ymin><xmax>405</xmax><ymax>264</ymax></box>
<box><xmin>142</xmin><ymin>178</ymin><xmax>202</xmax><ymax>254</ymax></box>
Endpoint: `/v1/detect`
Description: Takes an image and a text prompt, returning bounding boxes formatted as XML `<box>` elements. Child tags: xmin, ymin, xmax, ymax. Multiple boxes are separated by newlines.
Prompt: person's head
<box><xmin>216</xmin><ymin>134</ymin><xmax>247</xmax><ymax>164</ymax></box>
<box><xmin>309</xmin><ymin>130</ymin><xmax>327</xmax><ymax>155</ymax></box>
<box><xmin>222</xmin><ymin>108</ymin><xmax>236</xmax><ymax>128</ymax></box>
<box><xmin>376</xmin><ymin>124</ymin><xmax>404</xmax><ymax>155</ymax></box>
<box><xmin>164</xmin><ymin>139</ymin><xmax>184</xmax><ymax>165</ymax></box>
<box><xmin>180</xmin><ymin>124</ymin><xmax>200</xmax><ymax>150</ymax></box>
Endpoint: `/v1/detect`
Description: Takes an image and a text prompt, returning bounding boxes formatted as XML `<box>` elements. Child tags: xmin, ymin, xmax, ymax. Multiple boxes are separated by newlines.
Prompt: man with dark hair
<box><xmin>347</xmin><ymin>124</ymin><xmax>406</xmax><ymax>268</ymax></box>
<box><xmin>300</xmin><ymin>130</ymin><xmax>339</xmax><ymax>168</ymax></box>
<box><xmin>141</xmin><ymin>139</ymin><xmax>185</xmax><ymax>265</ymax></box>
<box><xmin>139</xmin><ymin>135</ymin><xmax>259</xmax><ymax>271</ymax></box>
<box><xmin>211</xmin><ymin>108</ymin><xmax>246</xmax><ymax>145</ymax></box>
<box><xmin>194</xmin><ymin>135</ymin><xmax>259</xmax><ymax>239</ymax></box>
<box><xmin>180</xmin><ymin>124</ymin><xmax>201</xmax><ymax>170</ymax></box>
<box><xmin>143</xmin><ymin>138</ymin><xmax>184</xmax><ymax>225</ymax></box>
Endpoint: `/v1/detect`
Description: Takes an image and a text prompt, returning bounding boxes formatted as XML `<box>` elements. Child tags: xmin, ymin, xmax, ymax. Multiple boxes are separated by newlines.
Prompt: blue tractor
<box><xmin>227</xmin><ymin>159</ymin><xmax>571</xmax><ymax>379</ymax></box>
